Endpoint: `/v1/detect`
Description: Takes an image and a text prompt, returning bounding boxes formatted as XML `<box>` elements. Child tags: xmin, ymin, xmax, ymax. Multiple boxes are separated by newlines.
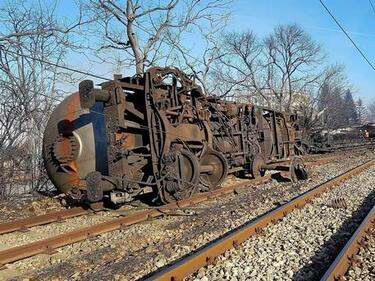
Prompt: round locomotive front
<box><xmin>43</xmin><ymin>93</ymin><xmax>108</xmax><ymax>198</ymax></box>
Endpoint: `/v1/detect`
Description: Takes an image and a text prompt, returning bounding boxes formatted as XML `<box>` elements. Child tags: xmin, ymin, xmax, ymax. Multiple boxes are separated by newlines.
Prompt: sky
<box><xmin>56</xmin><ymin>0</ymin><xmax>375</xmax><ymax>105</ymax></box>
<box><xmin>225</xmin><ymin>0</ymin><xmax>375</xmax><ymax>104</ymax></box>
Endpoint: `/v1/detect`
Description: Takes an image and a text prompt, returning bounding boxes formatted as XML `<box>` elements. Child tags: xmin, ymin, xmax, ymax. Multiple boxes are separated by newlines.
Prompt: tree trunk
<box><xmin>126</xmin><ymin>0</ymin><xmax>144</xmax><ymax>75</ymax></box>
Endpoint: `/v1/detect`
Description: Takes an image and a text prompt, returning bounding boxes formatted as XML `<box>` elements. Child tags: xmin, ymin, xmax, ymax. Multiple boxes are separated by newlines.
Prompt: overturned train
<box><xmin>303</xmin><ymin>123</ymin><xmax>375</xmax><ymax>153</ymax></box>
<box><xmin>43</xmin><ymin>67</ymin><xmax>307</xmax><ymax>204</ymax></box>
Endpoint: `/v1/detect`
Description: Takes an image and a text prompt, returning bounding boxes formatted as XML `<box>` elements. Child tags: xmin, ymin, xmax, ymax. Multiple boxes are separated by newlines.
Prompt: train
<box><xmin>43</xmin><ymin>67</ymin><xmax>309</xmax><ymax>205</ymax></box>
<box><xmin>302</xmin><ymin>123</ymin><xmax>375</xmax><ymax>153</ymax></box>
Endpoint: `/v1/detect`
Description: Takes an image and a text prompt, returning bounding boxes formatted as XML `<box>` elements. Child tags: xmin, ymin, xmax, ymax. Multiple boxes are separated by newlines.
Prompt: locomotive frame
<box><xmin>43</xmin><ymin>67</ymin><xmax>307</xmax><ymax>205</ymax></box>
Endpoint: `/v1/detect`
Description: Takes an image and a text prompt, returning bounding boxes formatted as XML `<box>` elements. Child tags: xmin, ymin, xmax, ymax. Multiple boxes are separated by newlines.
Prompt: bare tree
<box><xmin>356</xmin><ymin>98</ymin><xmax>367</xmax><ymax>124</ymax></box>
<box><xmin>83</xmin><ymin>0</ymin><xmax>230</xmax><ymax>75</ymax></box>
<box><xmin>215</xmin><ymin>31</ymin><xmax>270</xmax><ymax>103</ymax></box>
<box><xmin>191</xmin><ymin>25</ymin><xmax>327</xmax><ymax>108</ymax></box>
<box><xmin>264</xmin><ymin>24</ymin><xmax>325</xmax><ymax>111</ymax></box>
<box><xmin>178</xmin><ymin>37</ymin><xmax>227</xmax><ymax>95</ymax></box>
<box><xmin>301</xmin><ymin>64</ymin><xmax>344</xmax><ymax>124</ymax></box>
<box><xmin>368</xmin><ymin>100</ymin><xmax>375</xmax><ymax>122</ymax></box>
<box><xmin>0</xmin><ymin>1</ymin><xmax>82</xmax><ymax>199</ymax></box>
<box><xmin>172</xmin><ymin>30</ymin><xmax>266</xmax><ymax>100</ymax></box>
<box><xmin>314</xmin><ymin>65</ymin><xmax>353</xmax><ymax>129</ymax></box>
<box><xmin>167</xmin><ymin>17</ymin><xmax>231</xmax><ymax>96</ymax></box>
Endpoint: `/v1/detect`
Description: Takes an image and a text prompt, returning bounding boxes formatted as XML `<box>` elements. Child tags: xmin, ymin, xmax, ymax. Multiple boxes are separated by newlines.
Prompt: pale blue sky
<box><xmin>226</xmin><ymin>0</ymin><xmax>375</xmax><ymax>104</ymax></box>
<box><xmin>57</xmin><ymin>0</ymin><xmax>375</xmax><ymax>104</ymax></box>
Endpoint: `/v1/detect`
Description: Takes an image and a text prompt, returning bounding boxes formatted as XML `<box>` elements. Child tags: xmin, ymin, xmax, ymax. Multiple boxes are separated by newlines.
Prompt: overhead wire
<box><xmin>319</xmin><ymin>0</ymin><xmax>375</xmax><ymax>71</ymax></box>
<box><xmin>0</xmin><ymin>26</ymin><xmax>266</xmax><ymax>148</ymax></box>
<box><xmin>0</xmin><ymin>21</ymin><xmax>218</xmax><ymax>106</ymax></box>
<box><xmin>0</xmin><ymin>19</ymin><xmax>219</xmax><ymax>84</ymax></box>
<box><xmin>0</xmin><ymin>45</ymin><xmax>112</xmax><ymax>81</ymax></box>
<box><xmin>0</xmin><ymin>15</ymin><xmax>229</xmax><ymax>105</ymax></box>
<box><xmin>0</xmin><ymin>31</ymin><xmax>230</xmax><ymax>141</ymax></box>
<box><xmin>369</xmin><ymin>0</ymin><xmax>375</xmax><ymax>15</ymax></box>
<box><xmin>0</xmin><ymin>44</ymin><xmax>112</xmax><ymax>104</ymax></box>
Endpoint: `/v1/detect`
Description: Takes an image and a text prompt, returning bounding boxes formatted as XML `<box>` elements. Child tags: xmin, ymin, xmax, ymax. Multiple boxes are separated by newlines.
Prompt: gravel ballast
<box><xmin>345</xmin><ymin>221</ymin><xmax>375</xmax><ymax>281</ymax></box>
<box><xmin>191</xmin><ymin>164</ymin><xmax>375</xmax><ymax>281</ymax></box>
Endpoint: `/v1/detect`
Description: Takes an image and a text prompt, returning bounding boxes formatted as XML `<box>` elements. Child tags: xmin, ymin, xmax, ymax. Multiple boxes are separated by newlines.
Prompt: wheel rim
<box><xmin>199</xmin><ymin>150</ymin><xmax>228</xmax><ymax>190</ymax></box>
<box><xmin>289</xmin><ymin>156</ymin><xmax>308</xmax><ymax>182</ymax></box>
<box><xmin>160</xmin><ymin>149</ymin><xmax>199</xmax><ymax>203</ymax></box>
<box><xmin>251</xmin><ymin>154</ymin><xmax>266</xmax><ymax>178</ymax></box>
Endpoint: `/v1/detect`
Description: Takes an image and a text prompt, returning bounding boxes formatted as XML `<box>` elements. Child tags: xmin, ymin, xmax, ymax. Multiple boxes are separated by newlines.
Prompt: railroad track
<box><xmin>321</xmin><ymin>203</ymin><xmax>375</xmax><ymax>281</ymax></box>
<box><xmin>0</xmin><ymin>176</ymin><xmax>270</xmax><ymax>268</ymax></box>
<box><xmin>144</xmin><ymin>158</ymin><xmax>375</xmax><ymax>281</ymax></box>
<box><xmin>0</xmin><ymin>151</ymin><xmax>352</xmax><ymax>237</ymax></box>
<box><xmin>0</xmin><ymin>202</ymin><xmax>104</xmax><ymax>235</ymax></box>
<box><xmin>0</xmin><ymin>151</ymin><xmax>367</xmax><ymax>271</ymax></box>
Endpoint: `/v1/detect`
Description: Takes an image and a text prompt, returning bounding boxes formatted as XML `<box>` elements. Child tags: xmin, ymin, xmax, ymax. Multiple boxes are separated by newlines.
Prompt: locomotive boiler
<box><xmin>43</xmin><ymin>67</ymin><xmax>307</xmax><ymax>205</ymax></box>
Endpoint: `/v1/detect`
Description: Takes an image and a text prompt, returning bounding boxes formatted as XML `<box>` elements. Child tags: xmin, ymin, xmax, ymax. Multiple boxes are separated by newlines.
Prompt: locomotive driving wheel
<box><xmin>250</xmin><ymin>154</ymin><xmax>266</xmax><ymax>178</ymax></box>
<box><xmin>289</xmin><ymin>156</ymin><xmax>308</xmax><ymax>183</ymax></box>
<box><xmin>159</xmin><ymin>149</ymin><xmax>200</xmax><ymax>204</ymax></box>
<box><xmin>199</xmin><ymin>149</ymin><xmax>228</xmax><ymax>190</ymax></box>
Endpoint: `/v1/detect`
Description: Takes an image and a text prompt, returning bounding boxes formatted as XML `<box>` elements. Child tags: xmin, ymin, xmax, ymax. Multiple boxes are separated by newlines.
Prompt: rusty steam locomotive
<box><xmin>43</xmin><ymin>67</ymin><xmax>307</xmax><ymax>204</ymax></box>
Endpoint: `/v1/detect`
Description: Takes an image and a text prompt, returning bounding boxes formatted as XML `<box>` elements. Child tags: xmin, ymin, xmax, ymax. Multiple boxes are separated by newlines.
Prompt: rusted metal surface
<box><xmin>305</xmin><ymin>123</ymin><xmax>375</xmax><ymax>154</ymax></box>
<box><xmin>0</xmin><ymin>176</ymin><xmax>270</xmax><ymax>267</ymax></box>
<box><xmin>43</xmin><ymin>67</ymin><xmax>307</xmax><ymax>205</ymax></box>
<box><xmin>320</xmin><ymin>204</ymin><xmax>375</xmax><ymax>281</ymax></box>
<box><xmin>0</xmin><ymin>203</ymin><xmax>103</xmax><ymax>235</ymax></box>
<box><xmin>251</xmin><ymin>153</ymin><xmax>345</xmax><ymax>169</ymax></box>
<box><xmin>42</xmin><ymin>65</ymin><xmax>375</xmax><ymax>205</ymax></box>
<box><xmin>329</xmin><ymin>198</ymin><xmax>347</xmax><ymax>209</ymax></box>
<box><xmin>145</xmin><ymin>159</ymin><xmax>375</xmax><ymax>281</ymax></box>
<box><xmin>308</xmin><ymin>155</ymin><xmax>345</xmax><ymax>166</ymax></box>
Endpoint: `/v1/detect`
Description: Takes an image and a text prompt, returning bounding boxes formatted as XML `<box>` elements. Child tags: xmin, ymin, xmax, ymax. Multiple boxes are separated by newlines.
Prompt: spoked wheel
<box><xmin>289</xmin><ymin>156</ymin><xmax>308</xmax><ymax>183</ymax></box>
<box><xmin>199</xmin><ymin>149</ymin><xmax>228</xmax><ymax>190</ymax></box>
<box><xmin>159</xmin><ymin>149</ymin><xmax>200</xmax><ymax>204</ymax></box>
<box><xmin>250</xmin><ymin>154</ymin><xmax>266</xmax><ymax>178</ymax></box>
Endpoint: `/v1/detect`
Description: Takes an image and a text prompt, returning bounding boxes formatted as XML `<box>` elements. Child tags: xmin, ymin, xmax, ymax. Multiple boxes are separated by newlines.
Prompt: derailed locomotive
<box><xmin>43</xmin><ymin>67</ymin><xmax>307</xmax><ymax>204</ymax></box>
<box><xmin>304</xmin><ymin>123</ymin><xmax>375</xmax><ymax>153</ymax></box>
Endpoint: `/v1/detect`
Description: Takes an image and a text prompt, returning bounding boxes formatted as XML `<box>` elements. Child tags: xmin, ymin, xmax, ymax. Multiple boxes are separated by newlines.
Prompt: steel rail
<box><xmin>320</xmin><ymin>204</ymin><xmax>375</xmax><ymax>281</ymax></box>
<box><xmin>0</xmin><ymin>153</ymin><xmax>340</xmax><ymax>237</ymax></box>
<box><xmin>145</xmin><ymin>159</ymin><xmax>375</xmax><ymax>281</ymax></box>
<box><xmin>306</xmin><ymin>155</ymin><xmax>345</xmax><ymax>167</ymax></box>
<box><xmin>0</xmin><ymin>153</ymin><xmax>362</xmax><ymax>267</ymax></box>
<box><xmin>270</xmin><ymin>153</ymin><xmax>346</xmax><ymax>168</ymax></box>
<box><xmin>0</xmin><ymin>202</ymin><xmax>104</xmax><ymax>235</ymax></box>
<box><xmin>0</xmin><ymin>177</ymin><xmax>270</xmax><ymax>267</ymax></box>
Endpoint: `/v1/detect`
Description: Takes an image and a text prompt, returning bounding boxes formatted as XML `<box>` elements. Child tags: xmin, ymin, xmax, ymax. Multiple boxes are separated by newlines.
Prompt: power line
<box><xmin>369</xmin><ymin>0</ymin><xmax>375</xmax><ymax>15</ymax></box>
<box><xmin>0</xmin><ymin>21</ymin><xmax>223</xmax><ymax>104</ymax></box>
<box><xmin>319</xmin><ymin>0</ymin><xmax>375</xmax><ymax>71</ymax></box>
<box><xmin>0</xmin><ymin>46</ymin><xmax>111</xmax><ymax>81</ymax></box>
<box><xmin>0</xmin><ymin>21</ymin><xmax>221</xmax><ymax>89</ymax></box>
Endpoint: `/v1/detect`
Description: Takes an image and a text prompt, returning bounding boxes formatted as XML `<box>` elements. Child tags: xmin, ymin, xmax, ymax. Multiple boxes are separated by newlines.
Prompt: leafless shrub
<box><xmin>0</xmin><ymin>1</ymin><xmax>83</xmax><ymax>200</ymax></box>
<box><xmin>368</xmin><ymin>100</ymin><xmax>375</xmax><ymax>122</ymax></box>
